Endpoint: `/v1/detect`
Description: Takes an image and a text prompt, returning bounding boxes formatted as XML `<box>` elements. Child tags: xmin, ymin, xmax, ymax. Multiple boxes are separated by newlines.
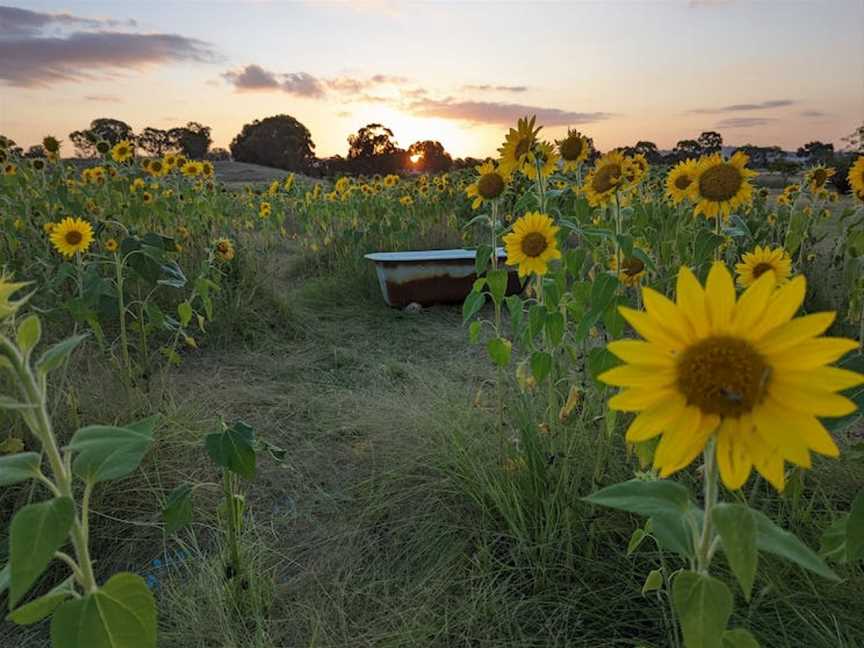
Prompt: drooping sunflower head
<box><xmin>42</xmin><ymin>136</ymin><xmax>61</xmax><ymax>156</ymax></box>
<box><xmin>95</xmin><ymin>140</ymin><xmax>111</xmax><ymax>156</ymax></box>
<box><xmin>600</xmin><ymin>262</ymin><xmax>862</xmax><ymax>491</ymax></box>
<box><xmin>557</xmin><ymin>129</ymin><xmax>591</xmax><ymax>172</ymax></box>
<box><xmin>466</xmin><ymin>160</ymin><xmax>508</xmax><ymax>209</ymax></box>
<box><xmin>848</xmin><ymin>156</ymin><xmax>864</xmax><ymax>201</ymax></box>
<box><xmin>49</xmin><ymin>217</ymin><xmax>94</xmax><ymax>258</ymax></box>
<box><xmin>735</xmin><ymin>245</ymin><xmax>792</xmax><ymax>288</ymax></box>
<box><xmin>610</xmin><ymin>254</ymin><xmax>647</xmax><ymax>287</ymax></box>
<box><xmin>805</xmin><ymin>164</ymin><xmax>835</xmax><ymax>192</ymax></box>
<box><xmin>583</xmin><ymin>151</ymin><xmax>628</xmax><ymax>207</ymax></box>
<box><xmin>690</xmin><ymin>151</ymin><xmax>757</xmax><ymax>220</ymax></box>
<box><xmin>214</xmin><ymin>238</ymin><xmax>236</xmax><ymax>262</ymax></box>
<box><xmin>524</xmin><ymin>141</ymin><xmax>560</xmax><ymax>181</ymax></box>
<box><xmin>666</xmin><ymin>158</ymin><xmax>699</xmax><ymax>205</ymax></box>
<box><xmin>498</xmin><ymin>115</ymin><xmax>541</xmax><ymax>176</ymax></box>
<box><xmin>502</xmin><ymin>211</ymin><xmax>562</xmax><ymax>278</ymax></box>
<box><xmin>111</xmin><ymin>140</ymin><xmax>133</xmax><ymax>163</ymax></box>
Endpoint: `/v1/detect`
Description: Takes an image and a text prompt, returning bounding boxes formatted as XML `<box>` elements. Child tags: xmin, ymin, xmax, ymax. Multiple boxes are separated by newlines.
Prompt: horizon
<box><xmin>2</xmin><ymin>1</ymin><xmax>863</xmax><ymax>158</ymax></box>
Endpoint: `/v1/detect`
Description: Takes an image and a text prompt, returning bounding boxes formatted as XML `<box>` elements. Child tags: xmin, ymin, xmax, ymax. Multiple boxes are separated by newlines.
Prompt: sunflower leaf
<box><xmin>673</xmin><ymin>571</ymin><xmax>733</xmax><ymax>648</ymax></box>
<box><xmin>752</xmin><ymin>509</ymin><xmax>839</xmax><ymax>581</ymax></box>
<box><xmin>712</xmin><ymin>503</ymin><xmax>758</xmax><ymax>601</ymax></box>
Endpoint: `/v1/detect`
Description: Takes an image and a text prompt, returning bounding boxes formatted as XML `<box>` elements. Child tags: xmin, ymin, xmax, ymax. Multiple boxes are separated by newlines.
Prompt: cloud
<box><xmin>800</xmin><ymin>110</ymin><xmax>827</xmax><ymax>118</ymax></box>
<box><xmin>84</xmin><ymin>94</ymin><xmax>122</xmax><ymax>103</ymax></box>
<box><xmin>690</xmin><ymin>99</ymin><xmax>795</xmax><ymax>113</ymax></box>
<box><xmin>462</xmin><ymin>84</ymin><xmax>528</xmax><ymax>93</ymax></box>
<box><xmin>223</xmin><ymin>64</ymin><xmax>406</xmax><ymax>99</ymax></box>
<box><xmin>222</xmin><ymin>63</ymin><xmax>279</xmax><ymax>89</ymax></box>
<box><xmin>715</xmin><ymin>117</ymin><xmax>777</xmax><ymax>129</ymax></box>
<box><xmin>0</xmin><ymin>6</ymin><xmax>217</xmax><ymax>87</ymax></box>
<box><xmin>408</xmin><ymin>98</ymin><xmax>612</xmax><ymax>126</ymax></box>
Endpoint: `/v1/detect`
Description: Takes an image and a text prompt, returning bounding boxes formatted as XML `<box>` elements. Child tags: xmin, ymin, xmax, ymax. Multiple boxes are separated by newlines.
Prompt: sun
<box><xmin>410</xmin><ymin>153</ymin><xmax>423</xmax><ymax>164</ymax></box>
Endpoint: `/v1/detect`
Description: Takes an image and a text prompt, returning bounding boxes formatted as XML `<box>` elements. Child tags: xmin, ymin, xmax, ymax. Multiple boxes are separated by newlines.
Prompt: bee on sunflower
<box><xmin>735</xmin><ymin>245</ymin><xmax>792</xmax><ymax>288</ymax></box>
<box><xmin>111</xmin><ymin>140</ymin><xmax>134</xmax><ymax>163</ymax></box>
<box><xmin>502</xmin><ymin>212</ymin><xmax>561</xmax><ymax>278</ymax></box>
<box><xmin>665</xmin><ymin>159</ymin><xmax>699</xmax><ymax>205</ymax></box>
<box><xmin>49</xmin><ymin>217</ymin><xmax>94</xmax><ymax>258</ymax></box>
<box><xmin>557</xmin><ymin>129</ymin><xmax>591</xmax><ymax>172</ymax></box>
<box><xmin>498</xmin><ymin>115</ymin><xmax>542</xmax><ymax>177</ymax></box>
<box><xmin>583</xmin><ymin>151</ymin><xmax>629</xmax><ymax>207</ymax></box>
<box><xmin>600</xmin><ymin>262</ymin><xmax>862</xmax><ymax>491</ymax></box>
<box><xmin>689</xmin><ymin>151</ymin><xmax>757</xmax><ymax>220</ymax></box>
<box><xmin>804</xmin><ymin>164</ymin><xmax>835</xmax><ymax>193</ymax></box>
<box><xmin>465</xmin><ymin>161</ymin><xmax>508</xmax><ymax>210</ymax></box>
<box><xmin>848</xmin><ymin>156</ymin><xmax>864</xmax><ymax>202</ymax></box>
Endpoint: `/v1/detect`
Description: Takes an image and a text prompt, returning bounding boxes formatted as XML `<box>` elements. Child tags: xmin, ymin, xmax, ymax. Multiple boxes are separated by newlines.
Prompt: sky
<box><xmin>1</xmin><ymin>0</ymin><xmax>863</xmax><ymax>158</ymax></box>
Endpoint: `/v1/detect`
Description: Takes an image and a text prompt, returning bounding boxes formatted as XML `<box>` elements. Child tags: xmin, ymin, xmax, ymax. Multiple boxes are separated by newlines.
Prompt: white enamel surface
<box><xmin>364</xmin><ymin>247</ymin><xmax>506</xmax><ymax>262</ymax></box>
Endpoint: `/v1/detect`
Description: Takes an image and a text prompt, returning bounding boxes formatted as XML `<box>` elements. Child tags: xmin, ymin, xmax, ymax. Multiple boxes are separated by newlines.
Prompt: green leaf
<box><xmin>162</xmin><ymin>483</ymin><xmax>194</xmax><ymax>535</ymax></box>
<box><xmin>753</xmin><ymin>509</ymin><xmax>839</xmax><ymax>581</ymax></box>
<box><xmin>468</xmin><ymin>320</ymin><xmax>482</xmax><ymax>344</ymax></box>
<box><xmin>846</xmin><ymin>490</ymin><xmax>864</xmax><ymax>562</ymax></box>
<box><xmin>673</xmin><ymin>571</ymin><xmax>733</xmax><ymax>648</ymax></box>
<box><xmin>474</xmin><ymin>244</ymin><xmax>493</xmax><ymax>275</ymax></box>
<box><xmin>528</xmin><ymin>304</ymin><xmax>546</xmax><ymax>339</ymax></box>
<box><xmin>583</xmin><ymin>479</ymin><xmax>692</xmax><ymax>518</ymax></box>
<box><xmin>50</xmin><ymin>572</ymin><xmax>156</xmax><ymax>648</ymax></box>
<box><xmin>205</xmin><ymin>421</ymin><xmax>256</xmax><ymax>479</ymax></box>
<box><xmin>544</xmin><ymin>312</ymin><xmax>565</xmax><ymax>346</ymax></box>
<box><xmin>486</xmin><ymin>269</ymin><xmax>508</xmax><ymax>306</ymax></box>
<box><xmin>642</xmin><ymin>569</ymin><xmax>663</xmax><ymax>595</ymax></box>
<box><xmin>0</xmin><ymin>452</ymin><xmax>41</xmax><ymax>486</ymax></box>
<box><xmin>721</xmin><ymin>629</ymin><xmax>760</xmax><ymax>648</ymax></box>
<box><xmin>652</xmin><ymin>509</ymin><xmax>699</xmax><ymax>558</ymax></box>
<box><xmin>462</xmin><ymin>291</ymin><xmax>485</xmax><ymax>324</ymax></box>
<box><xmin>177</xmin><ymin>301</ymin><xmax>193</xmax><ymax>327</ymax></box>
<box><xmin>712</xmin><ymin>503</ymin><xmax>758</xmax><ymax>600</ymax></box>
<box><xmin>9</xmin><ymin>497</ymin><xmax>74</xmax><ymax>608</ymax></box>
<box><xmin>7</xmin><ymin>577</ymin><xmax>75</xmax><ymax>625</ymax></box>
<box><xmin>530</xmin><ymin>351</ymin><xmax>552</xmax><ymax>383</ymax></box>
<box><xmin>16</xmin><ymin>315</ymin><xmax>41</xmax><ymax>357</ymax></box>
<box><xmin>36</xmin><ymin>334</ymin><xmax>88</xmax><ymax>376</ymax></box>
<box><xmin>68</xmin><ymin>419</ymin><xmax>156</xmax><ymax>483</ymax></box>
<box><xmin>627</xmin><ymin>528</ymin><xmax>647</xmax><ymax>556</ymax></box>
<box><xmin>694</xmin><ymin>230</ymin><xmax>724</xmax><ymax>264</ymax></box>
<box><xmin>487</xmin><ymin>337</ymin><xmax>512</xmax><ymax>368</ymax></box>
<box><xmin>588</xmin><ymin>347</ymin><xmax>620</xmax><ymax>384</ymax></box>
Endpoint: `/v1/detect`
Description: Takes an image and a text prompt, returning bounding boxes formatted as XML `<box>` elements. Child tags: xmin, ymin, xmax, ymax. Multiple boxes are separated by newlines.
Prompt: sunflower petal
<box><xmin>619</xmin><ymin>307</ymin><xmax>685</xmax><ymax>350</ymax></box>
<box><xmin>599</xmin><ymin>365</ymin><xmax>676</xmax><ymax>388</ymax></box>
<box><xmin>755</xmin><ymin>312</ymin><xmax>836</xmax><ymax>356</ymax></box>
<box><xmin>608</xmin><ymin>388</ymin><xmax>669</xmax><ymax>412</ymax></box>
<box><xmin>749</xmin><ymin>275</ymin><xmax>806</xmax><ymax>340</ymax></box>
<box><xmin>625</xmin><ymin>395</ymin><xmax>688</xmax><ymax>442</ymax></box>
<box><xmin>768</xmin><ymin>383</ymin><xmax>858</xmax><ymax>418</ymax></box>
<box><xmin>705</xmin><ymin>262</ymin><xmax>736</xmax><ymax>332</ymax></box>
<box><xmin>752</xmin><ymin>403</ymin><xmax>812</xmax><ymax>468</ymax></box>
<box><xmin>606</xmin><ymin>340</ymin><xmax>676</xmax><ymax>367</ymax></box>
<box><xmin>660</xmin><ymin>412</ymin><xmax>719</xmax><ymax>475</ymax></box>
<box><xmin>774</xmin><ymin>366</ymin><xmax>864</xmax><ymax>393</ymax></box>
<box><xmin>654</xmin><ymin>406</ymin><xmax>703</xmax><ymax>474</ymax></box>
<box><xmin>716</xmin><ymin>418</ymin><xmax>752</xmax><ymax>490</ymax></box>
<box><xmin>642</xmin><ymin>287</ymin><xmax>694</xmax><ymax>344</ymax></box>
<box><xmin>768</xmin><ymin>338</ymin><xmax>859</xmax><ymax>370</ymax></box>
<box><xmin>731</xmin><ymin>272</ymin><xmax>775</xmax><ymax>335</ymax></box>
<box><xmin>676</xmin><ymin>266</ymin><xmax>710</xmax><ymax>337</ymax></box>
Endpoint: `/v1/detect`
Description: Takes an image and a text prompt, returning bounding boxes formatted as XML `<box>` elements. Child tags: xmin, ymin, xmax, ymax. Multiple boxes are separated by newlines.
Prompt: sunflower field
<box><xmin>1</xmin><ymin>122</ymin><xmax>863</xmax><ymax>648</ymax></box>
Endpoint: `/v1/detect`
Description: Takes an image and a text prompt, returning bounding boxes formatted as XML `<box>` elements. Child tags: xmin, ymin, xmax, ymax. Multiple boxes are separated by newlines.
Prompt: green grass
<box><xmin>2</xmin><ymin>239</ymin><xmax>863</xmax><ymax>647</ymax></box>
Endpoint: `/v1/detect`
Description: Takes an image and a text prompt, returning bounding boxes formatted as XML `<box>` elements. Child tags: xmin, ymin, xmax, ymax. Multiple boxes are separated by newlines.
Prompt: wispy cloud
<box><xmin>715</xmin><ymin>117</ymin><xmax>777</xmax><ymax>129</ymax></box>
<box><xmin>800</xmin><ymin>110</ymin><xmax>828</xmax><ymax>118</ymax></box>
<box><xmin>0</xmin><ymin>5</ymin><xmax>217</xmax><ymax>87</ymax></box>
<box><xmin>408</xmin><ymin>98</ymin><xmax>612</xmax><ymax>126</ymax></box>
<box><xmin>84</xmin><ymin>94</ymin><xmax>122</xmax><ymax>103</ymax></box>
<box><xmin>222</xmin><ymin>64</ymin><xmax>407</xmax><ymax>99</ymax></box>
<box><xmin>462</xmin><ymin>84</ymin><xmax>528</xmax><ymax>93</ymax></box>
<box><xmin>690</xmin><ymin>99</ymin><xmax>794</xmax><ymax>114</ymax></box>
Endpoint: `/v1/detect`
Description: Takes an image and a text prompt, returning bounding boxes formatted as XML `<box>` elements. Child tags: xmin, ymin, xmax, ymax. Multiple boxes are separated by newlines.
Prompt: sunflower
<box><xmin>400</xmin><ymin>195</ymin><xmax>414</xmax><ymax>207</ymax></box>
<box><xmin>142</xmin><ymin>191</ymin><xmax>153</xmax><ymax>204</ymax></box>
<box><xmin>214</xmin><ymin>238</ymin><xmax>236</xmax><ymax>262</ymax></box>
<box><xmin>3</xmin><ymin>163</ymin><xmax>16</xmax><ymax>176</ymax></box>
<box><xmin>104</xmin><ymin>238</ymin><xmax>119</xmax><ymax>253</ymax></box>
<box><xmin>465</xmin><ymin>161</ymin><xmax>508</xmax><ymax>209</ymax></box>
<box><xmin>690</xmin><ymin>152</ymin><xmax>757</xmax><ymax>220</ymax></box>
<box><xmin>557</xmin><ymin>129</ymin><xmax>591</xmax><ymax>172</ymax></box>
<box><xmin>498</xmin><ymin>115</ymin><xmax>542</xmax><ymax>177</ymax></box>
<box><xmin>181</xmin><ymin>161</ymin><xmax>201</xmax><ymax>177</ymax></box>
<box><xmin>42</xmin><ymin>222</ymin><xmax>55</xmax><ymax>234</ymax></box>
<box><xmin>259</xmin><ymin>201</ymin><xmax>272</xmax><ymax>218</ymax></box>
<box><xmin>610</xmin><ymin>254</ymin><xmax>647</xmax><ymax>287</ymax></box>
<box><xmin>583</xmin><ymin>151</ymin><xmax>628</xmax><ymax>207</ymax></box>
<box><xmin>95</xmin><ymin>140</ymin><xmax>111</xmax><ymax>156</ymax></box>
<box><xmin>804</xmin><ymin>164</ymin><xmax>835</xmax><ymax>192</ymax></box>
<box><xmin>735</xmin><ymin>245</ymin><xmax>792</xmax><ymax>288</ymax></box>
<box><xmin>624</xmin><ymin>153</ymin><xmax>649</xmax><ymax>185</ymax></box>
<box><xmin>523</xmin><ymin>141</ymin><xmax>559</xmax><ymax>181</ymax></box>
<box><xmin>146</xmin><ymin>159</ymin><xmax>167</xmax><ymax>177</ymax></box>
<box><xmin>111</xmin><ymin>140</ymin><xmax>133</xmax><ymax>163</ymax></box>
<box><xmin>502</xmin><ymin>212</ymin><xmax>562</xmax><ymax>278</ymax></box>
<box><xmin>383</xmin><ymin>174</ymin><xmax>399</xmax><ymax>188</ymax></box>
<box><xmin>164</xmin><ymin>154</ymin><xmax>178</xmax><ymax>169</ymax></box>
<box><xmin>666</xmin><ymin>159</ymin><xmax>699</xmax><ymax>205</ymax></box>
<box><xmin>600</xmin><ymin>262</ymin><xmax>861</xmax><ymax>491</ymax></box>
<box><xmin>50</xmin><ymin>217</ymin><xmax>94</xmax><ymax>258</ymax></box>
<box><xmin>848</xmin><ymin>156</ymin><xmax>864</xmax><ymax>201</ymax></box>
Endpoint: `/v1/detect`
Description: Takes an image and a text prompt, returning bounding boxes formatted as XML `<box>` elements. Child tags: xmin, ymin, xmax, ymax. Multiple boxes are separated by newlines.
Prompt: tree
<box><xmin>138</xmin><ymin>127</ymin><xmax>173</xmax><ymax>156</ymax></box>
<box><xmin>207</xmin><ymin>147</ymin><xmax>231</xmax><ymax>161</ymax></box>
<box><xmin>673</xmin><ymin>139</ymin><xmax>702</xmax><ymax>161</ymax></box>
<box><xmin>169</xmin><ymin>122</ymin><xmax>212</xmax><ymax>159</ymax></box>
<box><xmin>633</xmin><ymin>141</ymin><xmax>661</xmax><ymax>163</ymax></box>
<box><xmin>697</xmin><ymin>131</ymin><xmax>723</xmax><ymax>155</ymax></box>
<box><xmin>796</xmin><ymin>141</ymin><xmax>834</xmax><ymax>163</ymax></box>
<box><xmin>25</xmin><ymin>145</ymin><xmax>46</xmax><ymax>158</ymax></box>
<box><xmin>230</xmin><ymin>114</ymin><xmax>315</xmax><ymax>172</ymax></box>
<box><xmin>69</xmin><ymin>118</ymin><xmax>134</xmax><ymax>157</ymax></box>
<box><xmin>346</xmin><ymin>124</ymin><xmax>406</xmax><ymax>174</ymax></box>
<box><xmin>734</xmin><ymin>144</ymin><xmax>784</xmax><ymax>169</ymax></box>
<box><xmin>841</xmin><ymin>122</ymin><xmax>864</xmax><ymax>154</ymax></box>
<box><xmin>407</xmin><ymin>140</ymin><xmax>452</xmax><ymax>173</ymax></box>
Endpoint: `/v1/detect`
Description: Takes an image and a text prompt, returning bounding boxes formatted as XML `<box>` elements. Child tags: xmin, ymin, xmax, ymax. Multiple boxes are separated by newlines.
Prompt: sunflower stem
<box><xmin>696</xmin><ymin>437</ymin><xmax>719</xmax><ymax>575</ymax></box>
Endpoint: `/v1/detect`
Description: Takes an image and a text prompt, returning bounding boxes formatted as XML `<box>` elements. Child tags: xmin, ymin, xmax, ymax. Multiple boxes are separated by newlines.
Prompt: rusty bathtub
<box><xmin>364</xmin><ymin>248</ymin><xmax>523</xmax><ymax>307</ymax></box>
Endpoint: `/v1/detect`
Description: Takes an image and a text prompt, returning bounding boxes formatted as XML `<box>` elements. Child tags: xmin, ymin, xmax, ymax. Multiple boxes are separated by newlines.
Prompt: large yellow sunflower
<box><xmin>502</xmin><ymin>212</ymin><xmax>561</xmax><ymax>278</ymax></box>
<box><xmin>610</xmin><ymin>252</ymin><xmax>648</xmax><ymax>287</ymax></box>
<box><xmin>498</xmin><ymin>115</ymin><xmax>541</xmax><ymax>177</ymax></box>
<box><xmin>690</xmin><ymin>151</ymin><xmax>757</xmax><ymax>220</ymax></box>
<box><xmin>735</xmin><ymin>245</ymin><xmax>792</xmax><ymax>288</ymax></box>
<box><xmin>666</xmin><ymin>159</ymin><xmax>699</xmax><ymax>205</ymax></box>
<box><xmin>50</xmin><ymin>217</ymin><xmax>94</xmax><ymax>258</ymax></box>
<box><xmin>804</xmin><ymin>164</ymin><xmax>835</xmax><ymax>193</ymax></box>
<box><xmin>465</xmin><ymin>161</ymin><xmax>508</xmax><ymax>210</ymax></box>
<box><xmin>583</xmin><ymin>151</ymin><xmax>628</xmax><ymax>207</ymax></box>
<box><xmin>624</xmin><ymin>153</ymin><xmax>649</xmax><ymax>185</ymax></box>
<box><xmin>848</xmin><ymin>156</ymin><xmax>864</xmax><ymax>202</ymax></box>
<box><xmin>600</xmin><ymin>262</ymin><xmax>861</xmax><ymax>491</ymax></box>
<box><xmin>523</xmin><ymin>141</ymin><xmax>559</xmax><ymax>181</ymax></box>
<box><xmin>557</xmin><ymin>129</ymin><xmax>591</xmax><ymax>172</ymax></box>
<box><xmin>111</xmin><ymin>140</ymin><xmax>133</xmax><ymax>163</ymax></box>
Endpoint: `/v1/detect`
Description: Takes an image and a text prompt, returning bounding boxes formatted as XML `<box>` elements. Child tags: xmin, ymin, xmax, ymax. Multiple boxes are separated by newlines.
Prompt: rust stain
<box><xmin>384</xmin><ymin>269</ymin><xmax>522</xmax><ymax>307</ymax></box>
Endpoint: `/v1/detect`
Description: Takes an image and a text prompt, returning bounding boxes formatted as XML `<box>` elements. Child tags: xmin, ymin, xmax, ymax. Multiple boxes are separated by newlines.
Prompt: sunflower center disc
<box><xmin>560</xmin><ymin>137</ymin><xmax>583</xmax><ymax>161</ymax></box>
<box><xmin>622</xmin><ymin>257</ymin><xmax>645</xmax><ymax>276</ymax></box>
<box><xmin>752</xmin><ymin>262</ymin><xmax>774</xmax><ymax>278</ymax></box>
<box><xmin>65</xmin><ymin>231</ymin><xmax>83</xmax><ymax>246</ymax></box>
<box><xmin>478</xmin><ymin>173</ymin><xmax>505</xmax><ymax>199</ymax></box>
<box><xmin>521</xmin><ymin>232</ymin><xmax>548</xmax><ymax>258</ymax></box>
<box><xmin>674</xmin><ymin>174</ymin><xmax>692</xmax><ymax>190</ymax></box>
<box><xmin>812</xmin><ymin>169</ymin><xmax>827</xmax><ymax>186</ymax></box>
<box><xmin>514</xmin><ymin>138</ymin><xmax>532</xmax><ymax>160</ymax></box>
<box><xmin>698</xmin><ymin>164</ymin><xmax>743</xmax><ymax>202</ymax></box>
<box><xmin>676</xmin><ymin>336</ymin><xmax>770</xmax><ymax>418</ymax></box>
<box><xmin>592</xmin><ymin>163</ymin><xmax>622</xmax><ymax>194</ymax></box>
